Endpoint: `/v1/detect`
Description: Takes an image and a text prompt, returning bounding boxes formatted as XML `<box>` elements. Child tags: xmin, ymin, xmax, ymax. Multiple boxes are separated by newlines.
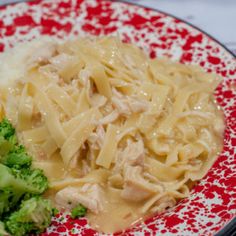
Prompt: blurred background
<box><xmin>1</xmin><ymin>0</ymin><xmax>236</xmax><ymax>55</ymax></box>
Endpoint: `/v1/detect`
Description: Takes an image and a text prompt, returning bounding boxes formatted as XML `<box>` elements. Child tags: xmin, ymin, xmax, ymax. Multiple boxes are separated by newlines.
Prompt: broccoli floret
<box><xmin>13</xmin><ymin>168</ymin><xmax>48</xmax><ymax>193</ymax></box>
<box><xmin>0</xmin><ymin>119</ymin><xmax>31</xmax><ymax>168</ymax></box>
<box><xmin>5</xmin><ymin>196</ymin><xmax>54</xmax><ymax>236</ymax></box>
<box><xmin>0</xmin><ymin>187</ymin><xmax>23</xmax><ymax>217</ymax></box>
<box><xmin>52</xmin><ymin>208</ymin><xmax>59</xmax><ymax>216</ymax></box>
<box><xmin>0</xmin><ymin>119</ymin><xmax>54</xmax><ymax>235</ymax></box>
<box><xmin>0</xmin><ymin>119</ymin><xmax>29</xmax><ymax>168</ymax></box>
<box><xmin>0</xmin><ymin>164</ymin><xmax>48</xmax><ymax>195</ymax></box>
<box><xmin>0</xmin><ymin>137</ymin><xmax>13</xmax><ymax>157</ymax></box>
<box><xmin>0</xmin><ymin>119</ymin><xmax>15</xmax><ymax>141</ymax></box>
<box><xmin>0</xmin><ymin>164</ymin><xmax>48</xmax><ymax>216</ymax></box>
<box><xmin>0</xmin><ymin>119</ymin><xmax>17</xmax><ymax>153</ymax></box>
<box><xmin>71</xmin><ymin>204</ymin><xmax>87</xmax><ymax>219</ymax></box>
<box><xmin>1</xmin><ymin>145</ymin><xmax>32</xmax><ymax>169</ymax></box>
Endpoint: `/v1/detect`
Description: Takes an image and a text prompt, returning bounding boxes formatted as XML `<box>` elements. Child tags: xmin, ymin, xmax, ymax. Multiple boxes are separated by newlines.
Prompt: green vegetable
<box><xmin>71</xmin><ymin>204</ymin><xmax>87</xmax><ymax>219</ymax></box>
<box><xmin>0</xmin><ymin>119</ymin><xmax>54</xmax><ymax>235</ymax></box>
<box><xmin>0</xmin><ymin>137</ymin><xmax>13</xmax><ymax>157</ymax></box>
<box><xmin>52</xmin><ymin>208</ymin><xmax>59</xmax><ymax>216</ymax></box>
<box><xmin>0</xmin><ymin>164</ymin><xmax>48</xmax><ymax>195</ymax></box>
<box><xmin>0</xmin><ymin>221</ymin><xmax>8</xmax><ymax>236</ymax></box>
<box><xmin>0</xmin><ymin>187</ymin><xmax>21</xmax><ymax>218</ymax></box>
<box><xmin>0</xmin><ymin>164</ymin><xmax>48</xmax><ymax>217</ymax></box>
<box><xmin>5</xmin><ymin>197</ymin><xmax>54</xmax><ymax>236</ymax></box>
<box><xmin>0</xmin><ymin>119</ymin><xmax>16</xmax><ymax>157</ymax></box>
<box><xmin>0</xmin><ymin>119</ymin><xmax>15</xmax><ymax>142</ymax></box>
<box><xmin>12</xmin><ymin>167</ymin><xmax>48</xmax><ymax>194</ymax></box>
<box><xmin>1</xmin><ymin>145</ymin><xmax>32</xmax><ymax>169</ymax></box>
<box><xmin>0</xmin><ymin>119</ymin><xmax>31</xmax><ymax>169</ymax></box>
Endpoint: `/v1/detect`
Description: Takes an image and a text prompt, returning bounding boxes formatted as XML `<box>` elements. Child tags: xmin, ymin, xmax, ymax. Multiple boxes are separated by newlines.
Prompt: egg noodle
<box><xmin>0</xmin><ymin>37</ymin><xmax>224</xmax><ymax>233</ymax></box>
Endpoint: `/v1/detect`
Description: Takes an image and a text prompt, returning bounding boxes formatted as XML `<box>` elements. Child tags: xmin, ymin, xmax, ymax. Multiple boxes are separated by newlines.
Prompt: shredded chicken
<box><xmin>127</xmin><ymin>96</ymin><xmax>149</xmax><ymax>113</ymax></box>
<box><xmin>112</xmin><ymin>88</ymin><xmax>148</xmax><ymax>116</ymax></box>
<box><xmin>115</xmin><ymin>139</ymin><xmax>145</xmax><ymax>173</ymax></box>
<box><xmin>112</xmin><ymin>96</ymin><xmax>131</xmax><ymax>116</ymax></box>
<box><xmin>124</xmin><ymin>139</ymin><xmax>145</xmax><ymax>166</ymax></box>
<box><xmin>79</xmin><ymin>68</ymin><xmax>91</xmax><ymax>86</ymax></box>
<box><xmin>87</xmin><ymin>125</ymin><xmax>106</xmax><ymax>150</ymax></box>
<box><xmin>68</xmin><ymin>149</ymin><xmax>81</xmax><ymax>169</ymax></box>
<box><xmin>150</xmin><ymin>195</ymin><xmax>176</xmax><ymax>213</ymax></box>
<box><xmin>55</xmin><ymin>184</ymin><xmax>105</xmax><ymax>214</ymax></box>
<box><xmin>82</xmin><ymin>160</ymin><xmax>91</xmax><ymax>176</ymax></box>
<box><xmin>121</xmin><ymin>165</ymin><xmax>158</xmax><ymax>202</ymax></box>
<box><xmin>99</xmin><ymin>110</ymin><xmax>119</xmax><ymax>125</ymax></box>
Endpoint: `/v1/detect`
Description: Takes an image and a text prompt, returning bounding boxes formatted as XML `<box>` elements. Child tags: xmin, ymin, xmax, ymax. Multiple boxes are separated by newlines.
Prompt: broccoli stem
<box><xmin>5</xmin><ymin>197</ymin><xmax>54</xmax><ymax>236</ymax></box>
<box><xmin>0</xmin><ymin>221</ymin><xmax>8</xmax><ymax>236</ymax></box>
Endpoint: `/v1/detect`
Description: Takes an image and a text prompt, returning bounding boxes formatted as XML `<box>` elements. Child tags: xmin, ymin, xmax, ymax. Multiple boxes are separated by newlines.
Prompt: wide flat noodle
<box><xmin>60</xmin><ymin>108</ymin><xmax>102</xmax><ymax>166</ymax></box>
<box><xmin>96</xmin><ymin>124</ymin><xmax>118</xmax><ymax>169</ymax></box>
<box><xmin>17</xmin><ymin>84</ymin><xmax>33</xmax><ymax>131</ymax></box>
<box><xmin>90</xmin><ymin>62</ymin><xmax>112</xmax><ymax>99</ymax></box>
<box><xmin>46</xmin><ymin>84</ymin><xmax>76</xmax><ymax>117</ymax></box>
<box><xmin>146</xmin><ymin>158</ymin><xmax>184</xmax><ymax>182</ymax></box>
<box><xmin>51</xmin><ymin>169</ymin><xmax>110</xmax><ymax>190</ymax></box>
<box><xmin>33</xmin><ymin>83</ymin><xmax>67</xmax><ymax>147</ymax></box>
<box><xmin>42</xmin><ymin>138</ymin><xmax>58</xmax><ymax>157</ymax></box>
<box><xmin>22</xmin><ymin>126</ymin><xmax>49</xmax><ymax>143</ymax></box>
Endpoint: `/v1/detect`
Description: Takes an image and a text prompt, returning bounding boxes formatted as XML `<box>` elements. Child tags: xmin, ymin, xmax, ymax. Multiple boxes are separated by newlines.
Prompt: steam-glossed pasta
<box><xmin>0</xmin><ymin>37</ymin><xmax>224</xmax><ymax>233</ymax></box>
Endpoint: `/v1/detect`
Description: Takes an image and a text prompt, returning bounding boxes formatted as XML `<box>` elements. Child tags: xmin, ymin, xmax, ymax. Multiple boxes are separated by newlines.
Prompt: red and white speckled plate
<box><xmin>0</xmin><ymin>0</ymin><xmax>235</xmax><ymax>235</ymax></box>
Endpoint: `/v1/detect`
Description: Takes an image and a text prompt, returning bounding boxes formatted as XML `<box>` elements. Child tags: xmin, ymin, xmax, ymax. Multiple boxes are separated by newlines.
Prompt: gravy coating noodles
<box><xmin>0</xmin><ymin>37</ymin><xmax>224</xmax><ymax>233</ymax></box>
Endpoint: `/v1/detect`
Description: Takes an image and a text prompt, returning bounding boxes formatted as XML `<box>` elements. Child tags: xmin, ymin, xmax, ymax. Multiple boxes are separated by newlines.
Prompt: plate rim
<box><xmin>114</xmin><ymin>0</ymin><xmax>236</xmax><ymax>59</ymax></box>
<box><xmin>1</xmin><ymin>0</ymin><xmax>236</xmax><ymax>59</ymax></box>
<box><xmin>0</xmin><ymin>0</ymin><xmax>235</xmax><ymax>235</ymax></box>
<box><xmin>113</xmin><ymin>2</ymin><xmax>236</xmax><ymax>235</ymax></box>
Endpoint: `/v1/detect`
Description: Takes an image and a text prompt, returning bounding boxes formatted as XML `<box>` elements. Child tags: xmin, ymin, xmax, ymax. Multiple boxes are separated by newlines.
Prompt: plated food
<box><xmin>0</xmin><ymin>37</ymin><xmax>224</xmax><ymax>234</ymax></box>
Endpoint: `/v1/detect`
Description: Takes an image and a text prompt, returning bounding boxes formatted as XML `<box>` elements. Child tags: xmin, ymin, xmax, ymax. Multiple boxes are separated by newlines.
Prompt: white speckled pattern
<box><xmin>0</xmin><ymin>1</ymin><xmax>235</xmax><ymax>235</ymax></box>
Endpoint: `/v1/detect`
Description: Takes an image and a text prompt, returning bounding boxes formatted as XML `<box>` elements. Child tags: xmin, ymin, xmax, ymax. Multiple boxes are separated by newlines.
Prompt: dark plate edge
<box><xmin>1</xmin><ymin>0</ymin><xmax>236</xmax><ymax>235</ymax></box>
<box><xmin>215</xmin><ymin>217</ymin><xmax>236</xmax><ymax>236</ymax></box>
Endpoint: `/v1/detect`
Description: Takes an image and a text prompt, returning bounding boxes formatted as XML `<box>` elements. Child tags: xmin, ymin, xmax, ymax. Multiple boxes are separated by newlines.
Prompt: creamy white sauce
<box><xmin>0</xmin><ymin>38</ymin><xmax>225</xmax><ymax>234</ymax></box>
<box><xmin>0</xmin><ymin>38</ymin><xmax>57</xmax><ymax>86</ymax></box>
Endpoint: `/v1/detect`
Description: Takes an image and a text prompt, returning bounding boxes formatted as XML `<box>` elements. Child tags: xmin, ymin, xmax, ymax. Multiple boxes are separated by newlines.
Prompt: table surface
<box><xmin>1</xmin><ymin>0</ymin><xmax>235</xmax><ymax>55</ymax></box>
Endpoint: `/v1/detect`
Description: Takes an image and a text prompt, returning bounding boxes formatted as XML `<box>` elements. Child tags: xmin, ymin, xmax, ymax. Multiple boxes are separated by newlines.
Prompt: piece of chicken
<box><xmin>87</xmin><ymin>125</ymin><xmax>106</xmax><ymax>150</ymax></box>
<box><xmin>114</xmin><ymin>139</ymin><xmax>145</xmax><ymax>174</ymax></box>
<box><xmin>112</xmin><ymin>88</ymin><xmax>149</xmax><ymax>116</ymax></box>
<box><xmin>112</xmin><ymin>96</ymin><xmax>131</xmax><ymax>116</ymax></box>
<box><xmin>122</xmin><ymin>139</ymin><xmax>145</xmax><ymax>166</ymax></box>
<box><xmin>150</xmin><ymin>195</ymin><xmax>176</xmax><ymax>213</ymax></box>
<box><xmin>99</xmin><ymin>110</ymin><xmax>119</xmax><ymax>125</ymax></box>
<box><xmin>127</xmin><ymin>96</ymin><xmax>149</xmax><ymax>113</ymax></box>
<box><xmin>121</xmin><ymin>165</ymin><xmax>158</xmax><ymax>202</ymax></box>
<box><xmin>55</xmin><ymin>184</ymin><xmax>105</xmax><ymax>214</ymax></box>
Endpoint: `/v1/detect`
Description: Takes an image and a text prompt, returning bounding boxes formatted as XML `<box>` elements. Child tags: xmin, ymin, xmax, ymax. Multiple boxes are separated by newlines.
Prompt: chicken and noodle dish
<box><xmin>0</xmin><ymin>37</ymin><xmax>224</xmax><ymax>233</ymax></box>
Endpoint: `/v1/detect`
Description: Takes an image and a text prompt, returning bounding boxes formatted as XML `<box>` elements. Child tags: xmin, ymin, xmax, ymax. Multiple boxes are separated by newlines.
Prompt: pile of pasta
<box><xmin>0</xmin><ymin>37</ymin><xmax>224</xmax><ymax>216</ymax></box>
